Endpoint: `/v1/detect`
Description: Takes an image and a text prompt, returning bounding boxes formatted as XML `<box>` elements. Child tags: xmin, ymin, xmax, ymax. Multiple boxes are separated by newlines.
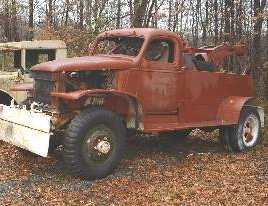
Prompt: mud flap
<box><xmin>0</xmin><ymin>104</ymin><xmax>52</xmax><ymax>157</ymax></box>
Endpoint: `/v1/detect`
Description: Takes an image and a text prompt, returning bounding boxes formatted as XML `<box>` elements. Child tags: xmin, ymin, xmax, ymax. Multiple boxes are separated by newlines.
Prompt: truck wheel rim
<box><xmin>242</xmin><ymin>115</ymin><xmax>259</xmax><ymax>147</ymax></box>
<box><xmin>82</xmin><ymin>125</ymin><xmax>114</xmax><ymax>164</ymax></box>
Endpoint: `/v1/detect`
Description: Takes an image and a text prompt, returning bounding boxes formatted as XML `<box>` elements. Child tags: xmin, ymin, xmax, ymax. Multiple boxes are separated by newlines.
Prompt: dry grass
<box><xmin>0</xmin><ymin>130</ymin><xmax>267</xmax><ymax>205</ymax></box>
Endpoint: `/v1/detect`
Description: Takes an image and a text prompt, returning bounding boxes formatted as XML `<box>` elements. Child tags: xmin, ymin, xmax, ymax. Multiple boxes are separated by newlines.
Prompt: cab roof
<box><xmin>0</xmin><ymin>40</ymin><xmax>66</xmax><ymax>51</ymax></box>
<box><xmin>97</xmin><ymin>28</ymin><xmax>184</xmax><ymax>42</ymax></box>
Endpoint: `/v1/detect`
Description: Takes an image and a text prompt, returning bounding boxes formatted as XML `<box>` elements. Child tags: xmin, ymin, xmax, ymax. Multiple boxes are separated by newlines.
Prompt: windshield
<box><xmin>94</xmin><ymin>37</ymin><xmax>144</xmax><ymax>57</ymax></box>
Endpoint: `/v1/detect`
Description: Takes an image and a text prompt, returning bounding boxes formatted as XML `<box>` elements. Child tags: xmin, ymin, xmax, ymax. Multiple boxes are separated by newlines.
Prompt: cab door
<box><xmin>138</xmin><ymin>38</ymin><xmax>184</xmax><ymax>115</ymax></box>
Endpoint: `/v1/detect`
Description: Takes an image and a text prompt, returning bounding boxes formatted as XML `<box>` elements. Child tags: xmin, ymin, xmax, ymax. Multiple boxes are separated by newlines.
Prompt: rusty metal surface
<box><xmin>51</xmin><ymin>89</ymin><xmax>138</xmax><ymax>101</ymax></box>
<box><xmin>184</xmin><ymin>43</ymin><xmax>247</xmax><ymax>66</ymax></box>
<box><xmin>217</xmin><ymin>96</ymin><xmax>253</xmax><ymax>125</ymax></box>
<box><xmin>13</xmin><ymin>28</ymin><xmax>260</xmax><ymax>133</ymax></box>
<box><xmin>32</xmin><ymin>55</ymin><xmax>136</xmax><ymax>72</ymax></box>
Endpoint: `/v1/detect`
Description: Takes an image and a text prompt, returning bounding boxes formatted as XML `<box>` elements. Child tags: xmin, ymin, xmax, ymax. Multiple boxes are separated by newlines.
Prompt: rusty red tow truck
<box><xmin>0</xmin><ymin>28</ymin><xmax>264</xmax><ymax>179</ymax></box>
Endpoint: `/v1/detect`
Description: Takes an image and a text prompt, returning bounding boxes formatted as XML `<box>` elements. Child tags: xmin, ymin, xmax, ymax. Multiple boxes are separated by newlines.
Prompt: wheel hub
<box><xmin>83</xmin><ymin>125</ymin><xmax>114</xmax><ymax>163</ymax></box>
<box><xmin>94</xmin><ymin>140</ymin><xmax>111</xmax><ymax>154</ymax></box>
<box><xmin>242</xmin><ymin>115</ymin><xmax>259</xmax><ymax>147</ymax></box>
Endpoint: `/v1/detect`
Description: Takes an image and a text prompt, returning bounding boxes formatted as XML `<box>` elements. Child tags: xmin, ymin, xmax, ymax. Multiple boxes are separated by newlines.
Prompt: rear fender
<box><xmin>217</xmin><ymin>96</ymin><xmax>264</xmax><ymax>126</ymax></box>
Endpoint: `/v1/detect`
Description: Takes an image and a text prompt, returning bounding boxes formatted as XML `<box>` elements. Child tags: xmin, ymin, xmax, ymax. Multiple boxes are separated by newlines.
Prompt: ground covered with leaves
<box><xmin>0</xmin><ymin>130</ymin><xmax>267</xmax><ymax>205</ymax></box>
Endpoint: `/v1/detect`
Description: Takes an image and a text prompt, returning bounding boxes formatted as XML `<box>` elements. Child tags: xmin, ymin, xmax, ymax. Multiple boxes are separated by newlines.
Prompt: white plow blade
<box><xmin>0</xmin><ymin>104</ymin><xmax>51</xmax><ymax>157</ymax></box>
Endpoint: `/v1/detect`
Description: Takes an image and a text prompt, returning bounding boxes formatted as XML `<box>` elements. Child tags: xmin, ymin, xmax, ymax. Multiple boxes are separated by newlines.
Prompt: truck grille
<box><xmin>31</xmin><ymin>72</ymin><xmax>56</xmax><ymax>105</ymax></box>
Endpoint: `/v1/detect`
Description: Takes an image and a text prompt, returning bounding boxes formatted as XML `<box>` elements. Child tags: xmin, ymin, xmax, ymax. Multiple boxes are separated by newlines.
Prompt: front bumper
<box><xmin>0</xmin><ymin>103</ymin><xmax>52</xmax><ymax>157</ymax></box>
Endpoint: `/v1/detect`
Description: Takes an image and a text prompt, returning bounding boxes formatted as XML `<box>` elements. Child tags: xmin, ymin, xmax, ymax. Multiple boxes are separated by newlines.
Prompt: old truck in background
<box><xmin>0</xmin><ymin>40</ymin><xmax>67</xmax><ymax>105</ymax></box>
<box><xmin>0</xmin><ymin>29</ymin><xmax>264</xmax><ymax>179</ymax></box>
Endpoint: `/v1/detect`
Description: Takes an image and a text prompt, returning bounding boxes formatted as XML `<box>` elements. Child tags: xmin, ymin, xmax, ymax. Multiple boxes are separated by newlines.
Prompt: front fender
<box><xmin>51</xmin><ymin>89</ymin><xmax>144</xmax><ymax>131</ymax></box>
<box><xmin>51</xmin><ymin>89</ymin><xmax>138</xmax><ymax>101</ymax></box>
<box><xmin>217</xmin><ymin>96</ymin><xmax>254</xmax><ymax>125</ymax></box>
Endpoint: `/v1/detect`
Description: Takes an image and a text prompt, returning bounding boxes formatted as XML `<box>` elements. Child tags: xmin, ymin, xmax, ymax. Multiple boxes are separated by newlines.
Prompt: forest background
<box><xmin>0</xmin><ymin>0</ymin><xmax>267</xmax><ymax>98</ymax></box>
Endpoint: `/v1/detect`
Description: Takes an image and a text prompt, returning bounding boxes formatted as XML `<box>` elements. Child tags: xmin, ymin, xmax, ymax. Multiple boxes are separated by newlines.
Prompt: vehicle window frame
<box><xmin>144</xmin><ymin>38</ymin><xmax>176</xmax><ymax>64</ymax></box>
<box><xmin>94</xmin><ymin>36</ymin><xmax>145</xmax><ymax>57</ymax></box>
<box><xmin>25</xmin><ymin>49</ymin><xmax>56</xmax><ymax>72</ymax></box>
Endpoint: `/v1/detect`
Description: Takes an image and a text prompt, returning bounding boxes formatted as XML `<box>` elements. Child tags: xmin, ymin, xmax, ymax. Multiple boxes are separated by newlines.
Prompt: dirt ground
<box><xmin>0</xmin><ymin>130</ymin><xmax>267</xmax><ymax>206</ymax></box>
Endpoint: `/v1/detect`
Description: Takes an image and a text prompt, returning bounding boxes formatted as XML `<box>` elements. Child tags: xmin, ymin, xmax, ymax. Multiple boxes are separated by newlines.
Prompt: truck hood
<box><xmin>32</xmin><ymin>55</ymin><xmax>136</xmax><ymax>72</ymax></box>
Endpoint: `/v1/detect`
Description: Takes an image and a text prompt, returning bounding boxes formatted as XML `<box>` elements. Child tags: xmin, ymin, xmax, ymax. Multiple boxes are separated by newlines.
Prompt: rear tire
<box><xmin>219</xmin><ymin>127</ymin><xmax>234</xmax><ymax>152</ymax></box>
<box><xmin>220</xmin><ymin>107</ymin><xmax>261</xmax><ymax>152</ymax></box>
<box><xmin>63</xmin><ymin>108</ymin><xmax>126</xmax><ymax>179</ymax></box>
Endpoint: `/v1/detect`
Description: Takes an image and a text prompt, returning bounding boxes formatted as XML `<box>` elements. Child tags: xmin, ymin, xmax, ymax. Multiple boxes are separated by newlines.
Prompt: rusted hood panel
<box><xmin>32</xmin><ymin>55</ymin><xmax>136</xmax><ymax>72</ymax></box>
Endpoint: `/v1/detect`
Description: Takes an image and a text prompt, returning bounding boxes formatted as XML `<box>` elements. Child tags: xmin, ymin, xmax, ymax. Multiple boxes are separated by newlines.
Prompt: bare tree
<box><xmin>224</xmin><ymin>0</ymin><xmax>231</xmax><ymax>41</ymax></box>
<box><xmin>64</xmin><ymin>0</ymin><xmax>70</xmax><ymax>26</ymax></box>
<box><xmin>46</xmin><ymin>0</ymin><xmax>53</xmax><ymax>28</ymax></box>
<box><xmin>173</xmin><ymin>0</ymin><xmax>179</xmax><ymax>32</ymax></box>
<box><xmin>28</xmin><ymin>0</ymin><xmax>34</xmax><ymax>40</ymax></box>
<box><xmin>214</xmin><ymin>0</ymin><xmax>219</xmax><ymax>44</ymax></box>
<box><xmin>79</xmin><ymin>0</ymin><xmax>84</xmax><ymax>29</ymax></box>
<box><xmin>116</xmin><ymin>0</ymin><xmax>121</xmax><ymax>28</ymax></box>
<box><xmin>251</xmin><ymin>0</ymin><xmax>267</xmax><ymax>99</ymax></box>
<box><xmin>11</xmin><ymin>0</ymin><xmax>19</xmax><ymax>41</ymax></box>
<box><xmin>85</xmin><ymin>0</ymin><xmax>93</xmax><ymax>27</ymax></box>
<box><xmin>3</xmin><ymin>0</ymin><xmax>11</xmax><ymax>41</ymax></box>
<box><xmin>132</xmin><ymin>0</ymin><xmax>148</xmax><ymax>27</ymax></box>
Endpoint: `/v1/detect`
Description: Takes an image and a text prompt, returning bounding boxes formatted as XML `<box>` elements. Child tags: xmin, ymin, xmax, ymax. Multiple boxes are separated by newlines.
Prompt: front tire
<box><xmin>63</xmin><ymin>108</ymin><xmax>126</xmax><ymax>179</ymax></box>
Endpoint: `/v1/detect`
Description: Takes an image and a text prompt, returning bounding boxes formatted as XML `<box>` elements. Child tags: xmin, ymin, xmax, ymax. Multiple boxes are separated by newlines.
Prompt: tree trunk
<box><xmin>201</xmin><ymin>0</ymin><xmax>209</xmax><ymax>44</ymax></box>
<box><xmin>180</xmin><ymin>1</ymin><xmax>184</xmax><ymax>33</ymax></box>
<box><xmin>3</xmin><ymin>1</ymin><xmax>11</xmax><ymax>41</ymax></box>
<box><xmin>65</xmin><ymin>0</ymin><xmax>70</xmax><ymax>27</ymax></box>
<box><xmin>224</xmin><ymin>0</ymin><xmax>231</xmax><ymax>42</ymax></box>
<box><xmin>132</xmin><ymin>0</ymin><xmax>149</xmax><ymax>27</ymax></box>
<box><xmin>173</xmin><ymin>0</ymin><xmax>179</xmax><ymax>32</ymax></box>
<box><xmin>168</xmin><ymin>0</ymin><xmax>172</xmax><ymax>31</ymax></box>
<box><xmin>129</xmin><ymin>0</ymin><xmax>134</xmax><ymax>25</ymax></box>
<box><xmin>214</xmin><ymin>0</ymin><xmax>219</xmax><ymax>44</ymax></box>
<box><xmin>251</xmin><ymin>0</ymin><xmax>267</xmax><ymax>99</ymax></box>
<box><xmin>28</xmin><ymin>0</ymin><xmax>34</xmax><ymax>40</ymax></box>
<box><xmin>85</xmin><ymin>0</ymin><xmax>92</xmax><ymax>28</ymax></box>
<box><xmin>47</xmin><ymin>0</ymin><xmax>53</xmax><ymax>28</ymax></box>
<box><xmin>145</xmin><ymin>0</ymin><xmax>157</xmax><ymax>27</ymax></box>
<box><xmin>116</xmin><ymin>0</ymin><xmax>121</xmax><ymax>28</ymax></box>
<box><xmin>79</xmin><ymin>0</ymin><xmax>84</xmax><ymax>29</ymax></box>
<box><xmin>230</xmin><ymin>0</ymin><xmax>235</xmax><ymax>43</ymax></box>
<box><xmin>236</xmin><ymin>0</ymin><xmax>243</xmax><ymax>40</ymax></box>
<box><xmin>11</xmin><ymin>0</ymin><xmax>19</xmax><ymax>41</ymax></box>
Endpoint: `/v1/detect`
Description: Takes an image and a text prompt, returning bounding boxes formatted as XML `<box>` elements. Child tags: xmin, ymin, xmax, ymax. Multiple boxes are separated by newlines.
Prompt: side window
<box><xmin>145</xmin><ymin>39</ymin><xmax>175</xmax><ymax>63</ymax></box>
